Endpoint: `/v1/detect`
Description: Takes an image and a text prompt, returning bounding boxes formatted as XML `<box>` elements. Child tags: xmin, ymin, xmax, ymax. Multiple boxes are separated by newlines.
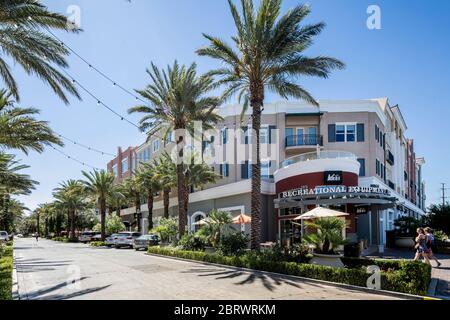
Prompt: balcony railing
<box><xmin>280</xmin><ymin>150</ymin><xmax>357</xmax><ymax>169</ymax></box>
<box><xmin>285</xmin><ymin>135</ymin><xmax>323</xmax><ymax>148</ymax></box>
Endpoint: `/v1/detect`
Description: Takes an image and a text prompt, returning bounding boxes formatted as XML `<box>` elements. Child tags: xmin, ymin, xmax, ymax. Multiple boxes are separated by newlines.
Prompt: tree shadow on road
<box><xmin>181</xmin><ymin>267</ymin><xmax>326</xmax><ymax>292</ymax></box>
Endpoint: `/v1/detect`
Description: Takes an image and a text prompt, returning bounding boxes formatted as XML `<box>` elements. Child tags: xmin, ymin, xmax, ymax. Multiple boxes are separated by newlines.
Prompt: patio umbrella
<box><xmin>232</xmin><ymin>214</ymin><xmax>252</xmax><ymax>225</ymax></box>
<box><xmin>192</xmin><ymin>218</ymin><xmax>210</xmax><ymax>226</ymax></box>
<box><xmin>294</xmin><ymin>207</ymin><xmax>349</xmax><ymax>220</ymax></box>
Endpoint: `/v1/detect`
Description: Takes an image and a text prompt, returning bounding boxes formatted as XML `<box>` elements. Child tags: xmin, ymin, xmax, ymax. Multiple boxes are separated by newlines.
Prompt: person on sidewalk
<box><xmin>424</xmin><ymin>227</ymin><xmax>442</xmax><ymax>268</ymax></box>
<box><xmin>414</xmin><ymin>228</ymin><xmax>431</xmax><ymax>265</ymax></box>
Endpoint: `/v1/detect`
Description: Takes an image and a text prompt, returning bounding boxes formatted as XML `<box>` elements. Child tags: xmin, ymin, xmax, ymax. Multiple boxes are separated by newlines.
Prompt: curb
<box><xmin>146</xmin><ymin>252</ymin><xmax>429</xmax><ymax>300</ymax></box>
<box><xmin>12</xmin><ymin>250</ymin><xmax>19</xmax><ymax>300</ymax></box>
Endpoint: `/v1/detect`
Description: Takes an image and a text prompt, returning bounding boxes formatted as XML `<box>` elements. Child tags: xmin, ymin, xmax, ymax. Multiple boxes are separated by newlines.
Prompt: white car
<box><xmin>0</xmin><ymin>231</ymin><xmax>9</xmax><ymax>242</ymax></box>
<box><xmin>114</xmin><ymin>232</ymin><xmax>141</xmax><ymax>249</ymax></box>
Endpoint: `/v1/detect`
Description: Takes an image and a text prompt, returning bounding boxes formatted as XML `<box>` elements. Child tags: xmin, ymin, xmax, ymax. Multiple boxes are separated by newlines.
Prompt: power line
<box><xmin>46</xmin><ymin>28</ymin><xmax>147</xmax><ymax>105</ymax></box>
<box><xmin>50</xmin><ymin>146</ymin><xmax>102</xmax><ymax>171</ymax></box>
<box><xmin>55</xmin><ymin>132</ymin><xmax>115</xmax><ymax>157</ymax></box>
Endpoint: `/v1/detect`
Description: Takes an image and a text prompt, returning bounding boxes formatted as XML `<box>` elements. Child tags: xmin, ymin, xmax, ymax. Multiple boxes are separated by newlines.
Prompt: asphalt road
<box><xmin>13</xmin><ymin>238</ymin><xmax>401</xmax><ymax>300</ymax></box>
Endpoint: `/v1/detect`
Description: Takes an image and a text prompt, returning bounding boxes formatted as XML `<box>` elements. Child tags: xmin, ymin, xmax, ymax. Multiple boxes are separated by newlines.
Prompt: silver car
<box><xmin>105</xmin><ymin>234</ymin><xmax>121</xmax><ymax>247</ymax></box>
<box><xmin>114</xmin><ymin>232</ymin><xmax>141</xmax><ymax>249</ymax></box>
<box><xmin>0</xmin><ymin>231</ymin><xmax>8</xmax><ymax>242</ymax></box>
<box><xmin>133</xmin><ymin>234</ymin><xmax>160</xmax><ymax>251</ymax></box>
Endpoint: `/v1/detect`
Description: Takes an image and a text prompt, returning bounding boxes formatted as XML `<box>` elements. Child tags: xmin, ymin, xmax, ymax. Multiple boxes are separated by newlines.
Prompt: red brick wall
<box><xmin>107</xmin><ymin>146</ymin><xmax>136</xmax><ymax>184</ymax></box>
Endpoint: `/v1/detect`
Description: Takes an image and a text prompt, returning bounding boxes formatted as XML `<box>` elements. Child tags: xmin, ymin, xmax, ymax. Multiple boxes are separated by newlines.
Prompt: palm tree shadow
<box><xmin>182</xmin><ymin>267</ymin><xmax>324</xmax><ymax>292</ymax></box>
<box><xmin>39</xmin><ymin>285</ymin><xmax>112</xmax><ymax>300</ymax></box>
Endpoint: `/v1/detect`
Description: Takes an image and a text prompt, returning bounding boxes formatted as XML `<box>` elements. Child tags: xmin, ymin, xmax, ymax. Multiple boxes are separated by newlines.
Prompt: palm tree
<box><xmin>81</xmin><ymin>170</ymin><xmax>116</xmax><ymax>241</ymax></box>
<box><xmin>0</xmin><ymin>153</ymin><xmax>37</xmax><ymax>232</ymax></box>
<box><xmin>106</xmin><ymin>185</ymin><xmax>126</xmax><ymax>217</ymax></box>
<box><xmin>53</xmin><ymin>179</ymin><xmax>85</xmax><ymax>240</ymax></box>
<box><xmin>128</xmin><ymin>61</ymin><xmax>222</xmax><ymax>236</ymax></box>
<box><xmin>152</xmin><ymin>153</ymin><xmax>176</xmax><ymax>219</ymax></box>
<box><xmin>0</xmin><ymin>90</ymin><xmax>63</xmax><ymax>153</ymax></box>
<box><xmin>121</xmin><ymin>176</ymin><xmax>143</xmax><ymax>232</ymax></box>
<box><xmin>135</xmin><ymin>163</ymin><xmax>161</xmax><ymax>231</ymax></box>
<box><xmin>0</xmin><ymin>0</ymin><xmax>80</xmax><ymax>103</ymax></box>
<box><xmin>197</xmin><ymin>0</ymin><xmax>345</xmax><ymax>249</ymax></box>
<box><xmin>183</xmin><ymin>153</ymin><xmax>219</xmax><ymax>216</ymax></box>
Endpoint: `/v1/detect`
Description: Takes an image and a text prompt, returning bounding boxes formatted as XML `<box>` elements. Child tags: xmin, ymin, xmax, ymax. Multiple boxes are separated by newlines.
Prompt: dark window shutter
<box><xmin>268</xmin><ymin>125</ymin><xmax>277</xmax><ymax>144</ymax></box>
<box><xmin>328</xmin><ymin>124</ymin><xmax>336</xmax><ymax>142</ymax></box>
<box><xmin>383</xmin><ymin>133</ymin><xmax>386</xmax><ymax>149</ymax></box>
<box><xmin>219</xmin><ymin>164</ymin><xmax>223</xmax><ymax>176</ymax></box>
<box><xmin>241</xmin><ymin>161</ymin><xmax>249</xmax><ymax>179</ymax></box>
<box><xmin>375</xmin><ymin>125</ymin><xmax>379</xmax><ymax>142</ymax></box>
<box><xmin>358</xmin><ymin>158</ymin><xmax>366</xmax><ymax>177</ymax></box>
<box><xmin>225</xmin><ymin>164</ymin><xmax>229</xmax><ymax>177</ymax></box>
<box><xmin>357</xmin><ymin>123</ymin><xmax>365</xmax><ymax>142</ymax></box>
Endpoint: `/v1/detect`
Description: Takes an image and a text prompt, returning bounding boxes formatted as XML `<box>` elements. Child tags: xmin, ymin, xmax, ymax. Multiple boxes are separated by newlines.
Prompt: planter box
<box><xmin>310</xmin><ymin>253</ymin><xmax>344</xmax><ymax>268</ymax></box>
<box><xmin>395</xmin><ymin>236</ymin><xmax>415</xmax><ymax>249</ymax></box>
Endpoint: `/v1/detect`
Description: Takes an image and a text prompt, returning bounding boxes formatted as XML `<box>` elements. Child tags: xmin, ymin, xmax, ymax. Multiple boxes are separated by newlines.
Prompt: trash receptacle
<box><xmin>344</xmin><ymin>243</ymin><xmax>361</xmax><ymax>257</ymax></box>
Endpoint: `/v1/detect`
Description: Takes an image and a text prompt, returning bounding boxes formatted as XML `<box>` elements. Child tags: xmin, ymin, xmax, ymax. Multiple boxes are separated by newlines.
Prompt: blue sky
<box><xmin>11</xmin><ymin>0</ymin><xmax>450</xmax><ymax>210</ymax></box>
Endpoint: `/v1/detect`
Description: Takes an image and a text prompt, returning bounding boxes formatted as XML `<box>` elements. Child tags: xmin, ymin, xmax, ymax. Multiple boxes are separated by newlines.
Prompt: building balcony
<box><xmin>285</xmin><ymin>135</ymin><xmax>323</xmax><ymax>151</ymax></box>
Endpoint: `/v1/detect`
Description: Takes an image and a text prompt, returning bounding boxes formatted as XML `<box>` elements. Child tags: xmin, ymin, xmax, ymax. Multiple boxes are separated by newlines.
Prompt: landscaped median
<box><xmin>0</xmin><ymin>242</ymin><xmax>13</xmax><ymax>300</ymax></box>
<box><xmin>147</xmin><ymin>246</ymin><xmax>432</xmax><ymax>296</ymax></box>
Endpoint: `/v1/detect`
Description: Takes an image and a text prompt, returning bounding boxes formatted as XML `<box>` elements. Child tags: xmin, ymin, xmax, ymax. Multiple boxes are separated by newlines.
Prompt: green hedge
<box><xmin>0</xmin><ymin>245</ymin><xmax>13</xmax><ymax>300</ymax></box>
<box><xmin>148</xmin><ymin>246</ymin><xmax>431</xmax><ymax>296</ymax></box>
<box><xmin>90</xmin><ymin>241</ymin><xmax>107</xmax><ymax>247</ymax></box>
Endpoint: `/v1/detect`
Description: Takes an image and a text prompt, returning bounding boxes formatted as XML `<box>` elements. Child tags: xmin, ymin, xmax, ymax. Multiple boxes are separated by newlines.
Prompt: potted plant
<box><xmin>393</xmin><ymin>216</ymin><xmax>420</xmax><ymax>248</ymax></box>
<box><xmin>303</xmin><ymin>217</ymin><xmax>347</xmax><ymax>268</ymax></box>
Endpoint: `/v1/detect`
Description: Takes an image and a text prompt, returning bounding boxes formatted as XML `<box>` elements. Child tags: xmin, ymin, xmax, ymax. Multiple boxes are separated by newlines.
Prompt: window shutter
<box><xmin>219</xmin><ymin>164</ymin><xmax>223</xmax><ymax>176</ymax></box>
<box><xmin>241</xmin><ymin>161</ymin><xmax>249</xmax><ymax>179</ymax></box>
<box><xmin>328</xmin><ymin>124</ymin><xmax>336</xmax><ymax>142</ymax></box>
<box><xmin>268</xmin><ymin>125</ymin><xmax>277</xmax><ymax>144</ymax></box>
<box><xmin>357</xmin><ymin>123</ymin><xmax>365</xmax><ymax>142</ymax></box>
<box><xmin>225</xmin><ymin>163</ymin><xmax>229</xmax><ymax>177</ymax></box>
<box><xmin>358</xmin><ymin>158</ymin><xmax>366</xmax><ymax>177</ymax></box>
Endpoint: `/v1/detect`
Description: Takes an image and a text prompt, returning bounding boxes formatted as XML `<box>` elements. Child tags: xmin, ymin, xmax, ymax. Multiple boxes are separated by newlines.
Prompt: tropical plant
<box><xmin>121</xmin><ymin>176</ymin><xmax>143</xmax><ymax>232</ymax></box>
<box><xmin>106</xmin><ymin>184</ymin><xmax>126</xmax><ymax>217</ymax></box>
<box><xmin>129</xmin><ymin>61</ymin><xmax>222</xmax><ymax>236</ymax></box>
<box><xmin>197</xmin><ymin>0</ymin><xmax>345</xmax><ymax>248</ymax></box>
<box><xmin>199</xmin><ymin>209</ymin><xmax>233</xmax><ymax>248</ymax></box>
<box><xmin>53</xmin><ymin>180</ymin><xmax>85</xmax><ymax>240</ymax></box>
<box><xmin>178</xmin><ymin>232</ymin><xmax>207</xmax><ymax>251</ymax></box>
<box><xmin>135</xmin><ymin>163</ymin><xmax>161</xmax><ymax>230</ymax></box>
<box><xmin>81</xmin><ymin>170</ymin><xmax>116</xmax><ymax>241</ymax></box>
<box><xmin>105</xmin><ymin>215</ymin><xmax>126</xmax><ymax>235</ymax></box>
<box><xmin>152</xmin><ymin>153</ymin><xmax>176</xmax><ymax>219</ymax></box>
<box><xmin>0</xmin><ymin>90</ymin><xmax>63</xmax><ymax>153</ymax></box>
<box><xmin>218</xmin><ymin>231</ymin><xmax>249</xmax><ymax>256</ymax></box>
<box><xmin>394</xmin><ymin>216</ymin><xmax>422</xmax><ymax>237</ymax></box>
<box><xmin>424</xmin><ymin>204</ymin><xmax>450</xmax><ymax>235</ymax></box>
<box><xmin>302</xmin><ymin>217</ymin><xmax>347</xmax><ymax>255</ymax></box>
<box><xmin>150</xmin><ymin>217</ymin><xmax>178</xmax><ymax>244</ymax></box>
<box><xmin>0</xmin><ymin>0</ymin><xmax>81</xmax><ymax>103</ymax></box>
<box><xmin>433</xmin><ymin>230</ymin><xmax>449</xmax><ymax>242</ymax></box>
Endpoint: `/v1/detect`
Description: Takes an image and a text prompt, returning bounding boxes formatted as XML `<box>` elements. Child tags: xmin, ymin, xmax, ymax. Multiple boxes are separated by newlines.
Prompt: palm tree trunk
<box><xmin>177</xmin><ymin>163</ymin><xmax>187</xmax><ymax>236</ymax></box>
<box><xmin>163</xmin><ymin>188</ymin><xmax>170</xmax><ymax>219</ymax></box>
<box><xmin>70</xmin><ymin>209</ymin><xmax>75</xmax><ymax>240</ymax></box>
<box><xmin>100</xmin><ymin>198</ymin><xmax>106</xmax><ymax>241</ymax></box>
<box><xmin>148</xmin><ymin>192</ymin><xmax>154</xmax><ymax>230</ymax></box>
<box><xmin>116</xmin><ymin>206</ymin><xmax>121</xmax><ymax>217</ymax></box>
<box><xmin>36</xmin><ymin>208</ymin><xmax>40</xmax><ymax>237</ymax></box>
<box><xmin>250</xmin><ymin>98</ymin><xmax>262</xmax><ymax>250</ymax></box>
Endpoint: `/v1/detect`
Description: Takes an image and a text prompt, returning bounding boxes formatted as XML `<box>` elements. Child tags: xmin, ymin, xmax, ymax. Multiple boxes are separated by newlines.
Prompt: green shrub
<box><xmin>147</xmin><ymin>246</ymin><xmax>431</xmax><ymax>296</ymax></box>
<box><xmin>178</xmin><ymin>233</ymin><xmax>207</xmax><ymax>251</ymax></box>
<box><xmin>218</xmin><ymin>232</ymin><xmax>249</xmax><ymax>256</ymax></box>
<box><xmin>90</xmin><ymin>241</ymin><xmax>107</xmax><ymax>247</ymax></box>
<box><xmin>0</xmin><ymin>244</ymin><xmax>13</xmax><ymax>300</ymax></box>
<box><xmin>434</xmin><ymin>230</ymin><xmax>449</xmax><ymax>241</ymax></box>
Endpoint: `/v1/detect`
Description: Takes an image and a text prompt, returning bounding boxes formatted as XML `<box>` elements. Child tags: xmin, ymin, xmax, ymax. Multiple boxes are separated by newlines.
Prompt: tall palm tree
<box><xmin>0</xmin><ymin>0</ymin><xmax>80</xmax><ymax>103</ymax></box>
<box><xmin>53</xmin><ymin>179</ymin><xmax>85</xmax><ymax>240</ymax></box>
<box><xmin>0</xmin><ymin>153</ymin><xmax>37</xmax><ymax>232</ymax></box>
<box><xmin>0</xmin><ymin>90</ymin><xmax>63</xmax><ymax>153</ymax></box>
<box><xmin>135</xmin><ymin>163</ymin><xmax>161</xmax><ymax>231</ymax></box>
<box><xmin>128</xmin><ymin>61</ymin><xmax>222</xmax><ymax>236</ymax></box>
<box><xmin>121</xmin><ymin>176</ymin><xmax>143</xmax><ymax>232</ymax></box>
<box><xmin>106</xmin><ymin>184</ymin><xmax>126</xmax><ymax>217</ymax></box>
<box><xmin>152</xmin><ymin>153</ymin><xmax>176</xmax><ymax>219</ymax></box>
<box><xmin>81</xmin><ymin>170</ymin><xmax>116</xmax><ymax>241</ymax></box>
<box><xmin>197</xmin><ymin>0</ymin><xmax>345</xmax><ymax>249</ymax></box>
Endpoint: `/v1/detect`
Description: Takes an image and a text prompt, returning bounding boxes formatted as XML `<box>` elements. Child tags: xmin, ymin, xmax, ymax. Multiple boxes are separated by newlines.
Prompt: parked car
<box><xmin>0</xmin><ymin>231</ymin><xmax>8</xmax><ymax>242</ymax></box>
<box><xmin>133</xmin><ymin>234</ymin><xmax>160</xmax><ymax>251</ymax></box>
<box><xmin>16</xmin><ymin>234</ymin><xmax>24</xmax><ymax>238</ymax></box>
<box><xmin>105</xmin><ymin>234</ymin><xmax>121</xmax><ymax>247</ymax></box>
<box><xmin>92</xmin><ymin>233</ymin><xmax>106</xmax><ymax>242</ymax></box>
<box><xmin>79</xmin><ymin>231</ymin><xmax>101</xmax><ymax>243</ymax></box>
<box><xmin>114</xmin><ymin>232</ymin><xmax>141</xmax><ymax>249</ymax></box>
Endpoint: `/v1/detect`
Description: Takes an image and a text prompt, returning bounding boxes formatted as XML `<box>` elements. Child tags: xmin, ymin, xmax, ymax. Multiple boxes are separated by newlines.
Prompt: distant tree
<box><xmin>424</xmin><ymin>204</ymin><xmax>450</xmax><ymax>235</ymax></box>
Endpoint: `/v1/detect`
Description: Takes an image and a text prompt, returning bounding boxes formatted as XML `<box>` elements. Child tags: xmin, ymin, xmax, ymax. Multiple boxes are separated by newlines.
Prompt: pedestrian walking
<box><xmin>414</xmin><ymin>228</ymin><xmax>431</xmax><ymax>265</ymax></box>
<box><xmin>35</xmin><ymin>233</ymin><xmax>39</xmax><ymax>243</ymax></box>
<box><xmin>424</xmin><ymin>227</ymin><xmax>442</xmax><ymax>268</ymax></box>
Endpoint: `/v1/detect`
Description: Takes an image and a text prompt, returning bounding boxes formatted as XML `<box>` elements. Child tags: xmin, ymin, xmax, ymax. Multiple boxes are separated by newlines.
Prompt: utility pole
<box><xmin>441</xmin><ymin>183</ymin><xmax>449</xmax><ymax>207</ymax></box>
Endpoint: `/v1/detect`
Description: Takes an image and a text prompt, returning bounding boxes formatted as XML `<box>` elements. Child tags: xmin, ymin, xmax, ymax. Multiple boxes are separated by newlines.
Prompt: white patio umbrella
<box><xmin>192</xmin><ymin>218</ymin><xmax>210</xmax><ymax>226</ymax></box>
<box><xmin>294</xmin><ymin>207</ymin><xmax>349</xmax><ymax>220</ymax></box>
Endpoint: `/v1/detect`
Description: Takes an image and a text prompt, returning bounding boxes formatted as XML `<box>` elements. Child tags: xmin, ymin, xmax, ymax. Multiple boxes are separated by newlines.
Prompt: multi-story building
<box><xmin>115</xmin><ymin>98</ymin><xmax>426</xmax><ymax>251</ymax></box>
<box><xmin>107</xmin><ymin>146</ymin><xmax>137</xmax><ymax>184</ymax></box>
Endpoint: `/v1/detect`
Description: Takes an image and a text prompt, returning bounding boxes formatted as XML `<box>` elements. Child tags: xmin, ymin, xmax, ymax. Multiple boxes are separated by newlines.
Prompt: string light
<box><xmin>50</xmin><ymin>146</ymin><xmax>102</xmax><ymax>171</ymax></box>
<box><xmin>45</xmin><ymin>28</ymin><xmax>146</xmax><ymax>104</ymax></box>
<box><xmin>55</xmin><ymin>132</ymin><xmax>116</xmax><ymax>157</ymax></box>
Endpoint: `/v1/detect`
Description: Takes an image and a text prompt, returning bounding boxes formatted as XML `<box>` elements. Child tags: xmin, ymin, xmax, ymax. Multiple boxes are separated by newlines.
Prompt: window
<box><xmin>285</xmin><ymin>128</ymin><xmax>294</xmax><ymax>146</ymax></box>
<box><xmin>375</xmin><ymin>125</ymin><xmax>379</xmax><ymax>142</ymax></box>
<box><xmin>241</xmin><ymin>161</ymin><xmax>251</xmax><ymax>179</ymax></box>
<box><xmin>152</xmin><ymin>139</ymin><xmax>160</xmax><ymax>153</ymax></box>
<box><xmin>221</xmin><ymin>128</ymin><xmax>228</xmax><ymax>145</ymax></box>
<box><xmin>241</xmin><ymin>126</ymin><xmax>251</xmax><ymax>144</ymax></box>
<box><xmin>357</xmin><ymin>158</ymin><xmax>366</xmax><ymax>177</ymax></box>
<box><xmin>260</xmin><ymin>127</ymin><xmax>269</xmax><ymax>144</ymax></box>
<box><xmin>122</xmin><ymin>158</ymin><xmax>129</xmax><ymax>174</ymax></box>
<box><xmin>380</xmin><ymin>163</ymin><xmax>384</xmax><ymax>179</ymax></box>
<box><xmin>376</xmin><ymin>159</ymin><xmax>380</xmax><ymax>176</ymax></box>
<box><xmin>219</xmin><ymin>163</ymin><xmax>229</xmax><ymax>177</ymax></box>
<box><xmin>112</xmin><ymin>164</ymin><xmax>118</xmax><ymax>177</ymax></box>
<box><xmin>165</xmin><ymin>131</ymin><xmax>174</xmax><ymax>145</ymax></box>
<box><xmin>335</xmin><ymin>124</ymin><xmax>356</xmax><ymax>142</ymax></box>
<box><xmin>261</xmin><ymin>160</ymin><xmax>272</xmax><ymax>179</ymax></box>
